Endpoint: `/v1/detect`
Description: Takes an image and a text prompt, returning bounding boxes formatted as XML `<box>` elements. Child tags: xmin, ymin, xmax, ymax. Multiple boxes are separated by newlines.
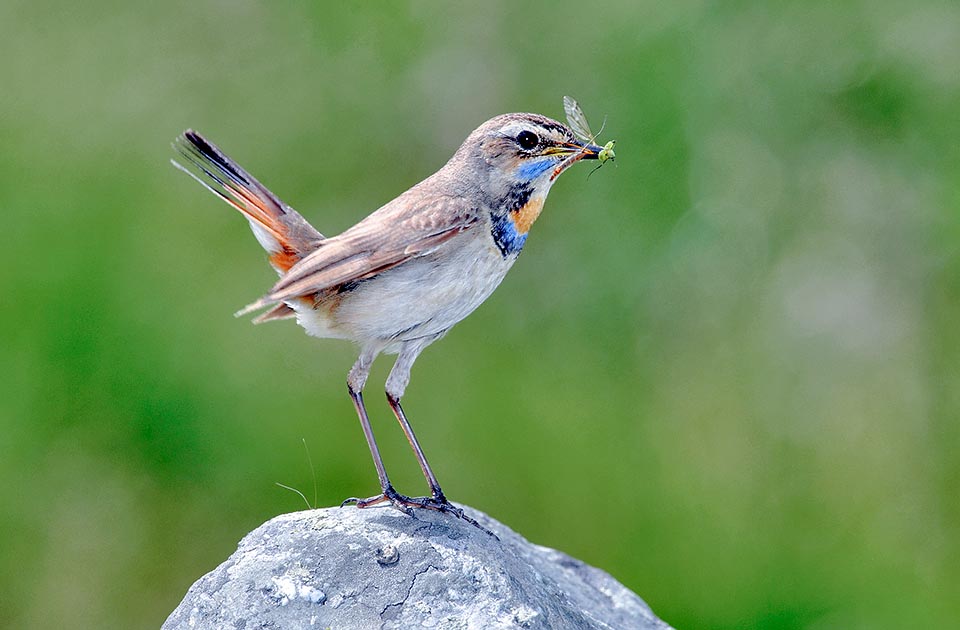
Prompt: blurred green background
<box><xmin>2</xmin><ymin>1</ymin><xmax>958</xmax><ymax>628</ymax></box>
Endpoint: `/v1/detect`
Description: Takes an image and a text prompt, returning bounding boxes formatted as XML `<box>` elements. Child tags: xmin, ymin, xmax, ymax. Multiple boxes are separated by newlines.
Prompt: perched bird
<box><xmin>172</xmin><ymin>99</ymin><xmax>614</xmax><ymax>531</ymax></box>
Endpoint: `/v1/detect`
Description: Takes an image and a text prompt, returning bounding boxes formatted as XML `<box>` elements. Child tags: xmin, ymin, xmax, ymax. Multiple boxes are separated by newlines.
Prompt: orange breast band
<box><xmin>508</xmin><ymin>196</ymin><xmax>545</xmax><ymax>235</ymax></box>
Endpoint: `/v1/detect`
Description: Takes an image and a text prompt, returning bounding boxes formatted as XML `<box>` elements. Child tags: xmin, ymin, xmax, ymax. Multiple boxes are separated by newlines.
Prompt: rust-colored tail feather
<box><xmin>172</xmin><ymin>130</ymin><xmax>324</xmax><ymax>275</ymax></box>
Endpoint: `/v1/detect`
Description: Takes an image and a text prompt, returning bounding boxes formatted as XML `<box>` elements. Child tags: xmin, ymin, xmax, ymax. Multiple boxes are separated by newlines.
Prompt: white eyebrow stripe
<box><xmin>497</xmin><ymin>122</ymin><xmax>532</xmax><ymax>136</ymax></box>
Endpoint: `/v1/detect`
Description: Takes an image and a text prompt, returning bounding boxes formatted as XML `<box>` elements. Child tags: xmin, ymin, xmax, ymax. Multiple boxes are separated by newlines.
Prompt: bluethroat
<box><xmin>172</xmin><ymin>98</ymin><xmax>615</xmax><ymax>531</ymax></box>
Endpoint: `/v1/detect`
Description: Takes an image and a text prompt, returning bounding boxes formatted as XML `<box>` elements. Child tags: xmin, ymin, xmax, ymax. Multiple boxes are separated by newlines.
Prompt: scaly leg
<box><xmin>386</xmin><ymin>392</ymin><xmax>445</xmax><ymax>501</ymax></box>
<box><xmin>383</xmin><ymin>393</ymin><xmax>493</xmax><ymax>535</ymax></box>
<box><xmin>342</xmin><ymin>341</ymin><xmax>494</xmax><ymax>536</ymax></box>
<box><xmin>340</xmin><ymin>384</ymin><xmax>407</xmax><ymax>511</ymax></box>
<box><xmin>340</xmin><ymin>349</ymin><xmax>411</xmax><ymax>512</ymax></box>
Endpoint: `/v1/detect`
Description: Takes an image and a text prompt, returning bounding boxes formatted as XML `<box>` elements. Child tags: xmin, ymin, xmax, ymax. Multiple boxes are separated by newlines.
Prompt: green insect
<box><xmin>598</xmin><ymin>139</ymin><xmax>617</xmax><ymax>164</ymax></box>
<box><xmin>563</xmin><ymin>95</ymin><xmax>617</xmax><ymax>167</ymax></box>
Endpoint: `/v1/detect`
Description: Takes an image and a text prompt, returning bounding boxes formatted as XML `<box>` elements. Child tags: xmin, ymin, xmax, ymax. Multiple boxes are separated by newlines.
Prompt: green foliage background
<box><xmin>2</xmin><ymin>1</ymin><xmax>958</xmax><ymax>628</ymax></box>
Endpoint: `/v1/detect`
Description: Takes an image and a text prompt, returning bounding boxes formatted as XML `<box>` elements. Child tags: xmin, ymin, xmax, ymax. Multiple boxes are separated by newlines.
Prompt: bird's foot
<box><xmin>341</xmin><ymin>487</ymin><xmax>497</xmax><ymax>538</ymax></box>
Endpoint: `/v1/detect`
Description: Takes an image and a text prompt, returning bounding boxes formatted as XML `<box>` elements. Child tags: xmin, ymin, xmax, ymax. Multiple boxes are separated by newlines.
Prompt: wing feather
<box><xmin>236</xmin><ymin>193</ymin><xmax>479</xmax><ymax>316</ymax></box>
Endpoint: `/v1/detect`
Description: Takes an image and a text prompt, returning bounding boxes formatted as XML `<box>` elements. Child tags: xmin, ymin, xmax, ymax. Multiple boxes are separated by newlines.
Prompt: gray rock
<box><xmin>163</xmin><ymin>504</ymin><xmax>673</xmax><ymax>630</ymax></box>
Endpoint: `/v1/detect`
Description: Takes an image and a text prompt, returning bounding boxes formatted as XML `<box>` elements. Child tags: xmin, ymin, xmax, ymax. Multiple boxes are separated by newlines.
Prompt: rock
<box><xmin>163</xmin><ymin>504</ymin><xmax>673</xmax><ymax>630</ymax></box>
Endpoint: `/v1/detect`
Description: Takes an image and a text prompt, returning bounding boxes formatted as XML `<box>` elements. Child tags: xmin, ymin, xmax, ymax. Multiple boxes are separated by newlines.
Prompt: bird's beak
<box><xmin>575</xmin><ymin>142</ymin><xmax>606</xmax><ymax>160</ymax></box>
<box><xmin>542</xmin><ymin>141</ymin><xmax>602</xmax><ymax>160</ymax></box>
<box><xmin>544</xmin><ymin>140</ymin><xmax>615</xmax><ymax>181</ymax></box>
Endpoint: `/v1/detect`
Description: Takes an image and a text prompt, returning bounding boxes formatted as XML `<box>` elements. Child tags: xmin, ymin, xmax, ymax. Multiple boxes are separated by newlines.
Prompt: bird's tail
<box><xmin>172</xmin><ymin>130</ymin><xmax>325</xmax><ymax>276</ymax></box>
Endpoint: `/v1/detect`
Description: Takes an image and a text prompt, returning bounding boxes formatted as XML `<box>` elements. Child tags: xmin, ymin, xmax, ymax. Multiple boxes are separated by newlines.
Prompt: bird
<box><xmin>172</xmin><ymin>99</ymin><xmax>614</xmax><ymax>532</ymax></box>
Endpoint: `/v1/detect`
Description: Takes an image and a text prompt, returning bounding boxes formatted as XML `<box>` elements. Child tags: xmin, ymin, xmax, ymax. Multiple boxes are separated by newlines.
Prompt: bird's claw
<box><xmin>342</xmin><ymin>487</ymin><xmax>497</xmax><ymax>538</ymax></box>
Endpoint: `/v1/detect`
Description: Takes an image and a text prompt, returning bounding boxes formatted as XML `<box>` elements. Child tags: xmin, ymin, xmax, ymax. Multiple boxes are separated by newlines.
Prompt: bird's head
<box><xmin>441</xmin><ymin>111</ymin><xmax>612</xmax><ymax>256</ymax></box>
<box><xmin>466</xmin><ymin>112</ymin><xmax>608</xmax><ymax>194</ymax></box>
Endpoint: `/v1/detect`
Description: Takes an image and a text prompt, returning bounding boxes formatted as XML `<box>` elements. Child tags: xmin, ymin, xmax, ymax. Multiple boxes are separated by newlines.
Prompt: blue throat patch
<box><xmin>489</xmin><ymin>180</ymin><xmax>535</xmax><ymax>257</ymax></box>
<box><xmin>517</xmin><ymin>158</ymin><xmax>555</xmax><ymax>180</ymax></box>
<box><xmin>490</xmin><ymin>212</ymin><xmax>528</xmax><ymax>256</ymax></box>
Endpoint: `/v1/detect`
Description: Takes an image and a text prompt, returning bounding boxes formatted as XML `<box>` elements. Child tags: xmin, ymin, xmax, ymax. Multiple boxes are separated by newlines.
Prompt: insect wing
<box><xmin>563</xmin><ymin>95</ymin><xmax>596</xmax><ymax>144</ymax></box>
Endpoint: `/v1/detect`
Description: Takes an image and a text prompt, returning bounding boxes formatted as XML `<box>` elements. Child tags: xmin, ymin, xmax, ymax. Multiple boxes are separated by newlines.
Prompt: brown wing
<box><xmin>236</xmin><ymin>192</ymin><xmax>480</xmax><ymax>315</ymax></box>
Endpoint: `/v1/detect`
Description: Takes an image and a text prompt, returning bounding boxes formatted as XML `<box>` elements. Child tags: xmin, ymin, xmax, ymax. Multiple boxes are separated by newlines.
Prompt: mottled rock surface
<box><xmin>163</xmin><ymin>504</ymin><xmax>673</xmax><ymax>630</ymax></box>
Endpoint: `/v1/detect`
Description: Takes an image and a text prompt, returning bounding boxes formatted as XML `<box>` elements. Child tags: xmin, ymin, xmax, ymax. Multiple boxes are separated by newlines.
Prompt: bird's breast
<box><xmin>509</xmin><ymin>196</ymin><xmax>545</xmax><ymax>234</ymax></box>
<box><xmin>317</xmin><ymin>230</ymin><xmax>516</xmax><ymax>349</ymax></box>
<box><xmin>490</xmin><ymin>195</ymin><xmax>545</xmax><ymax>257</ymax></box>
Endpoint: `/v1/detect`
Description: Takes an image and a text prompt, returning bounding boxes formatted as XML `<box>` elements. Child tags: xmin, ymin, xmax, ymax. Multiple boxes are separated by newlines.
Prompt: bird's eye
<box><xmin>516</xmin><ymin>130</ymin><xmax>539</xmax><ymax>151</ymax></box>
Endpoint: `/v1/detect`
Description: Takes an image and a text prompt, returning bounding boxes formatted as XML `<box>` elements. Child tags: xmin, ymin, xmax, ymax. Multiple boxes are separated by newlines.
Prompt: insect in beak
<box><xmin>549</xmin><ymin>139</ymin><xmax>615</xmax><ymax>181</ymax></box>
<box><xmin>553</xmin><ymin>96</ymin><xmax>617</xmax><ymax>181</ymax></box>
<box><xmin>597</xmin><ymin>140</ymin><xmax>616</xmax><ymax>164</ymax></box>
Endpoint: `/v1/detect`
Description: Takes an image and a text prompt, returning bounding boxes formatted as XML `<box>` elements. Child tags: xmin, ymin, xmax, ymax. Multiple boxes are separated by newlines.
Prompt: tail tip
<box><xmin>234</xmin><ymin>297</ymin><xmax>273</xmax><ymax>319</ymax></box>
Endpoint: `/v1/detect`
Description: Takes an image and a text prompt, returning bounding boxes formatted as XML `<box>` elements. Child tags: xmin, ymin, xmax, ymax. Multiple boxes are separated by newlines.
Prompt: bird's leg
<box><xmin>342</xmin><ymin>344</ymin><xmax>494</xmax><ymax>536</ymax></box>
<box><xmin>340</xmin><ymin>384</ymin><xmax>408</xmax><ymax>511</ymax></box>
<box><xmin>375</xmin><ymin>343</ymin><xmax>493</xmax><ymax>536</ymax></box>
<box><xmin>385</xmin><ymin>392</ymin><xmax>446</xmax><ymax>502</ymax></box>
<box><xmin>383</xmin><ymin>393</ymin><xmax>493</xmax><ymax>535</ymax></box>
<box><xmin>382</xmin><ymin>340</ymin><xmax>446</xmax><ymax>500</ymax></box>
<box><xmin>341</xmin><ymin>351</ymin><xmax>412</xmax><ymax>513</ymax></box>
<box><xmin>338</xmin><ymin>349</ymin><xmax>435</xmax><ymax>516</ymax></box>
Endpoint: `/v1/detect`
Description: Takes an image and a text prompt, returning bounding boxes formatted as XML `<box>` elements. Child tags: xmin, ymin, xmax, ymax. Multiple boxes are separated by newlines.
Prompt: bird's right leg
<box><xmin>340</xmin><ymin>350</ymin><xmax>413</xmax><ymax>513</ymax></box>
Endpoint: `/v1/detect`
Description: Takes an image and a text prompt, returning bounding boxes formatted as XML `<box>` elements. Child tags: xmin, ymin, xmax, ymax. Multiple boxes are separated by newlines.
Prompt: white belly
<box><xmin>291</xmin><ymin>230</ymin><xmax>516</xmax><ymax>351</ymax></box>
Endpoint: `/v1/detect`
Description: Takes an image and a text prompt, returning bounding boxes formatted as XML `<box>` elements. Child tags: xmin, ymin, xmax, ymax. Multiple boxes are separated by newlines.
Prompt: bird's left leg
<box><xmin>385</xmin><ymin>341</ymin><xmax>445</xmax><ymax>502</ymax></box>
<box><xmin>384</xmin><ymin>339</ymin><xmax>492</xmax><ymax>534</ymax></box>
